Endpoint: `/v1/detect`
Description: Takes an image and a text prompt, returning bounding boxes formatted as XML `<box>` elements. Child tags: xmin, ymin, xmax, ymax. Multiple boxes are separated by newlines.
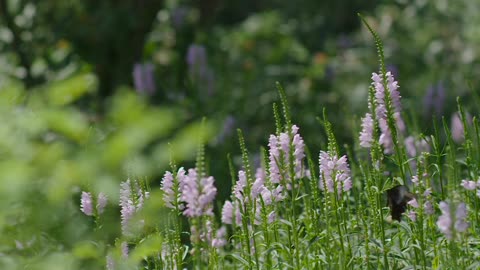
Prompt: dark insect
<box><xmin>386</xmin><ymin>185</ymin><xmax>414</xmax><ymax>221</ymax></box>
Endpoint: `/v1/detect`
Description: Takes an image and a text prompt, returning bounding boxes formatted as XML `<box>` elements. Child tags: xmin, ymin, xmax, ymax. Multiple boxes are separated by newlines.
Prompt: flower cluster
<box><xmin>222</xmin><ymin>168</ymin><xmax>283</xmax><ymax>227</ymax></box>
<box><xmin>405</xmin><ymin>171</ymin><xmax>434</xmax><ymax>222</ymax></box>
<box><xmin>80</xmin><ymin>191</ymin><xmax>107</xmax><ymax>217</ymax></box>
<box><xmin>161</xmin><ymin>168</ymin><xmax>185</xmax><ymax>210</ymax></box>
<box><xmin>161</xmin><ymin>167</ymin><xmax>218</xmax><ymax>249</ymax></box>
<box><xmin>423</xmin><ymin>82</ymin><xmax>446</xmax><ymax>117</ymax></box>
<box><xmin>132</xmin><ymin>62</ymin><xmax>156</xmax><ymax>95</ymax></box>
<box><xmin>318</xmin><ymin>151</ymin><xmax>351</xmax><ymax>195</ymax></box>
<box><xmin>181</xmin><ymin>168</ymin><xmax>217</xmax><ymax>218</ymax></box>
<box><xmin>268</xmin><ymin>125</ymin><xmax>305</xmax><ymax>188</ymax></box>
<box><xmin>186</xmin><ymin>44</ymin><xmax>215</xmax><ymax>95</ymax></box>
<box><xmin>450</xmin><ymin>112</ymin><xmax>472</xmax><ymax>144</ymax></box>
<box><xmin>359</xmin><ymin>71</ymin><xmax>405</xmax><ymax>154</ymax></box>
<box><xmin>119</xmin><ymin>179</ymin><xmax>150</xmax><ymax>235</ymax></box>
<box><xmin>460</xmin><ymin>179</ymin><xmax>480</xmax><ymax>197</ymax></box>
<box><xmin>161</xmin><ymin>167</ymin><xmax>217</xmax><ymax>218</ymax></box>
<box><xmin>404</xmin><ymin>136</ymin><xmax>430</xmax><ymax>158</ymax></box>
<box><xmin>437</xmin><ymin>201</ymin><xmax>469</xmax><ymax>240</ymax></box>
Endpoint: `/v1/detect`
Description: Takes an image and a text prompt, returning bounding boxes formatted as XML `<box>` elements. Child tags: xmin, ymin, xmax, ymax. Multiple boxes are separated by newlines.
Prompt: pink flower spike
<box><xmin>359</xmin><ymin>113</ymin><xmax>374</xmax><ymax>148</ymax></box>
<box><xmin>407</xmin><ymin>198</ymin><xmax>419</xmax><ymax>208</ymax></box>
<box><xmin>80</xmin><ymin>191</ymin><xmax>94</xmax><ymax>216</ymax></box>
<box><xmin>461</xmin><ymin>180</ymin><xmax>477</xmax><ymax>191</ymax></box>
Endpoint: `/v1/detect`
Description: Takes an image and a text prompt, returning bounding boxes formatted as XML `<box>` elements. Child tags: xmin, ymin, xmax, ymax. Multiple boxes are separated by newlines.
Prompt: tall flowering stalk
<box><xmin>180</xmin><ymin>167</ymin><xmax>218</xmax><ymax>263</ymax></box>
<box><xmin>80</xmin><ymin>191</ymin><xmax>108</xmax><ymax>220</ymax></box>
<box><xmin>318</xmin><ymin>151</ymin><xmax>352</xmax><ymax>195</ymax></box>
<box><xmin>160</xmin><ymin>167</ymin><xmax>188</xmax><ymax>269</ymax></box>
<box><xmin>119</xmin><ymin>179</ymin><xmax>150</xmax><ymax>236</ymax></box>
<box><xmin>359</xmin><ymin>71</ymin><xmax>404</xmax><ymax>155</ymax></box>
<box><xmin>161</xmin><ymin>167</ymin><xmax>186</xmax><ymax>212</ymax></box>
<box><xmin>437</xmin><ymin>201</ymin><xmax>469</xmax><ymax>240</ymax></box>
<box><xmin>181</xmin><ymin>168</ymin><xmax>216</xmax><ymax>218</ymax></box>
<box><xmin>319</xmin><ymin>112</ymin><xmax>353</xmax><ymax>264</ymax></box>
<box><xmin>268</xmin><ymin>124</ymin><xmax>305</xmax><ymax>191</ymax></box>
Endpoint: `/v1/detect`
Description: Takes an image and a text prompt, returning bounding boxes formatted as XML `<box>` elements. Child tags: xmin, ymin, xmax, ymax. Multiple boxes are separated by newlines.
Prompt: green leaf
<box><xmin>47</xmin><ymin>74</ymin><xmax>97</xmax><ymax>106</ymax></box>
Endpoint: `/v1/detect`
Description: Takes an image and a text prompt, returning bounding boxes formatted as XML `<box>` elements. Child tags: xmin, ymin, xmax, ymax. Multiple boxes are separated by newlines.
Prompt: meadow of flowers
<box><xmin>3</xmin><ymin>14</ymin><xmax>480</xmax><ymax>270</ymax></box>
<box><xmin>69</xmin><ymin>22</ymin><xmax>480</xmax><ymax>269</ymax></box>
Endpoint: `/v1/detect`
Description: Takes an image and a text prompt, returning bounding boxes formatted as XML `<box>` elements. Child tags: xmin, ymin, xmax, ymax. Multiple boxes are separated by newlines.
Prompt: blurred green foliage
<box><xmin>0</xmin><ymin>75</ymin><xmax>213</xmax><ymax>269</ymax></box>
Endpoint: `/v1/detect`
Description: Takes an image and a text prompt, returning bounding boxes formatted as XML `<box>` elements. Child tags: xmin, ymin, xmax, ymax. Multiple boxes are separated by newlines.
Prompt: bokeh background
<box><xmin>1</xmin><ymin>0</ymin><xmax>480</xmax><ymax>268</ymax></box>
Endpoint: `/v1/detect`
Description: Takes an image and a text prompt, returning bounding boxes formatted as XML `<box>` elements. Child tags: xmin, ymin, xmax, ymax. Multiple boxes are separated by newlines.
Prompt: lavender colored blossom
<box><xmin>215</xmin><ymin>115</ymin><xmax>236</xmax><ymax>144</ymax></box>
<box><xmin>181</xmin><ymin>169</ymin><xmax>217</xmax><ymax>218</ymax></box>
<box><xmin>404</xmin><ymin>136</ymin><xmax>416</xmax><ymax>157</ymax></box>
<box><xmin>133</xmin><ymin>63</ymin><xmax>156</xmax><ymax>95</ymax></box>
<box><xmin>437</xmin><ymin>201</ymin><xmax>469</xmax><ymax>240</ymax></box>
<box><xmin>171</xmin><ymin>7</ymin><xmax>188</xmax><ymax>29</ymax></box>
<box><xmin>371</xmin><ymin>71</ymin><xmax>402</xmax><ymax>113</ymax></box>
<box><xmin>450</xmin><ymin>112</ymin><xmax>473</xmax><ymax>144</ymax></box>
<box><xmin>359</xmin><ymin>113</ymin><xmax>374</xmax><ymax>148</ymax></box>
<box><xmin>211</xmin><ymin>226</ymin><xmax>227</xmax><ymax>248</ymax></box>
<box><xmin>461</xmin><ymin>179</ymin><xmax>477</xmax><ymax>191</ymax></box>
<box><xmin>161</xmin><ymin>171</ymin><xmax>175</xmax><ymax>208</ymax></box>
<box><xmin>261</xmin><ymin>185</ymin><xmax>284</xmax><ymax>205</ymax></box>
<box><xmin>161</xmin><ymin>168</ymin><xmax>185</xmax><ymax>210</ymax></box>
<box><xmin>451</xmin><ymin>112</ymin><xmax>464</xmax><ymax>143</ymax></box>
<box><xmin>370</xmin><ymin>71</ymin><xmax>405</xmax><ymax>153</ymax></box>
<box><xmin>80</xmin><ymin>191</ymin><xmax>93</xmax><ymax>216</ymax></box>
<box><xmin>186</xmin><ymin>44</ymin><xmax>215</xmax><ymax>95</ymax></box>
<box><xmin>407</xmin><ymin>198</ymin><xmax>419</xmax><ymax>208</ymax></box>
<box><xmin>187</xmin><ymin>45</ymin><xmax>207</xmax><ymax>70</ymax></box>
<box><xmin>233</xmin><ymin>170</ymin><xmax>247</xmax><ymax>202</ymax></box>
<box><xmin>119</xmin><ymin>179</ymin><xmax>149</xmax><ymax>235</ymax></box>
<box><xmin>424</xmin><ymin>201</ymin><xmax>434</xmax><ymax>215</ymax></box>
<box><xmin>455</xmin><ymin>203</ymin><xmax>469</xmax><ymax>233</ymax></box>
<box><xmin>96</xmin><ymin>192</ymin><xmax>107</xmax><ymax>214</ymax></box>
<box><xmin>405</xmin><ymin>136</ymin><xmax>430</xmax><ymax>158</ymax></box>
<box><xmin>411</xmin><ymin>175</ymin><xmax>419</xmax><ymax>185</ymax></box>
<box><xmin>423</xmin><ymin>82</ymin><xmax>446</xmax><ymax>117</ymax></box>
<box><xmin>267</xmin><ymin>125</ymin><xmax>306</xmax><ymax>186</ymax></box>
<box><xmin>407</xmin><ymin>210</ymin><xmax>417</xmax><ymax>222</ymax></box>
<box><xmin>221</xmin><ymin>200</ymin><xmax>242</xmax><ymax>226</ymax></box>
<box><xmin>252</xmin><ymin>168</ymin><xmax>266</xmax><ymax>199</ymax></box>
<box><xmin>318</xmin><ymin>151</ymin><xmax>352</xmax><ymax>195</ymax></box>
<box><xmin>268</xmin><ymin>134</ymin><xmax>281</xmax><ymax>184</ymax></box>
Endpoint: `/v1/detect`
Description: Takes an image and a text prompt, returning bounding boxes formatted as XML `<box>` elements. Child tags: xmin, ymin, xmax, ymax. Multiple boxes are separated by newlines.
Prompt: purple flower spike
<box><xmin>133</xmin><ymin>63</ymin><xmax>156</xmax><ymax>95</ymax></box>
<box><xmin>359</xmin><ymin>113</ymin><xmax>374</xmax><ymax>148</ymax></box>
<box><xmin>455</xmin><ymin>203</ymin><xmax>469</xmax><ymax>233</ymax></box>
<box><xmin>437</xmin><ymin>201</ymin><xmax>469</xmax><ymax>240</ymax></box>
<box><xmin>451</xmin><ymin>112</ymin><xmax>464</xmax><ymax>144</ymax></box>
<box><xmin>181</xmin><ymin>169</ymin><xmax>217</xmax><ymax>218</ymax></box>
<box><xmin>80</xmin><ymin>191</ymin><xmax>93</xmax><ymax>216</ymax></box>
<box><xmin>221</xmin><ymin>200</ymin><xmax>241</xmax><ymax>226</ymax></box>
<box><xmin>211</xmin><ymin>226</ymin><xmax>227</xmax><ymax>248</ymax></box>
<box><xmin>370</xmin><ymin>71</ymin><xmax>405</xmax><ymax>154</ymax></box>
<box><xmin>461</xmin><ymin>179</ymin><xmax>477</xmax><ymax>191</ymax></box>
<box><xmin>268</xmin><ymin>134</ymin><xmax>281</xmax><ymax>184</ymax></box>
<box><xmin>119</xmin><ymin>179</ymin><xmax>149</xmax><ymax>235</ymax></box>
<box><xmin>423</xmin><ymin>82</ymin><xmax>446</xmax><ymax>117</ymax></box>
<box><xmin>319</xmin><ymin>151</ymin><xmax>351</xmax><ymax>195</ymax></box>
<box><xmin>161</xmin><ymin>168</ymin><xmax>185</xmax><ymax>210</ymax></box>
<box><xmin>267</xmin><ymin>125</ymin><xmax>306</xmax><ymax>186</ymax></box>
<box><xmin>407</xmin><ymin>198</ymin><xmax>419</xmax><ymax>208</ymax></box>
